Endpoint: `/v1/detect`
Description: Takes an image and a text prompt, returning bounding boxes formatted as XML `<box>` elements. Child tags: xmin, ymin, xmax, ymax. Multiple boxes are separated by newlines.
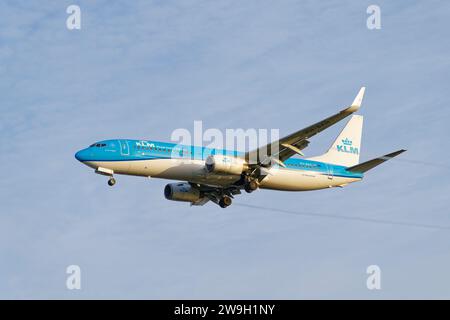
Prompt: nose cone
<box><xmin>75</xmin><ymin>149</ymin><xmax>88</xmax><ymax>162</ymax></box>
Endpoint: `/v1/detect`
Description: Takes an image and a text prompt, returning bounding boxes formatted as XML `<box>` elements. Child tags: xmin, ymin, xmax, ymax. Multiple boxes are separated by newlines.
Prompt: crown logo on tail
<box><xmin>342</xmin><ymin>138</ymin><xmax>352</xmax><ymax>146</ymax></box>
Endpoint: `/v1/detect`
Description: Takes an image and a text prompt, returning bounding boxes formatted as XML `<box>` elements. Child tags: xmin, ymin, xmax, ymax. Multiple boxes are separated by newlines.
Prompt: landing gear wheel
<box><xmin>219</xmin><ymin>196</ymin><xmax>232</xmax><ymax>208</ymax></box>
<box><xmin>244</xmin><ymin>180</ymin><xmax>258</xmax><ymax>193</ymax></box>
<box><xmin>108</xmin><ymin>177</ymin><xmax>116</xmax><ymax>186</ymax></box>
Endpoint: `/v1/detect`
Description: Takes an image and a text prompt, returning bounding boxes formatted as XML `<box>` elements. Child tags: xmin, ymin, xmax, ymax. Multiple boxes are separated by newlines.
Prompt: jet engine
<box><xmin>164</xmin><ymin>182</ymin><xmax>202</xmax><ymax>202</ymax></box>
<box><xmin>205</xmin><ymin>155</ymin><xmax>247</xmax><ymax>175</ymax></box>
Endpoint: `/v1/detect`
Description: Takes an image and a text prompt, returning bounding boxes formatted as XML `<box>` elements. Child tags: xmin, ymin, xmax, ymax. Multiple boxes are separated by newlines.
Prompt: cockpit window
<box><xmin>89</xmin><ymin>143</ymin><xmax>107</xmax><ymax>148</ymax></box>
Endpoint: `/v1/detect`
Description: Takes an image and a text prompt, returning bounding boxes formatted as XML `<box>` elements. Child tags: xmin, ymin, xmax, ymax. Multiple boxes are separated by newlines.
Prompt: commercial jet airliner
<box><xmin>75</xmin><ymin>87</ymin><xmax>405</xmax><ymax>208</ymax></box>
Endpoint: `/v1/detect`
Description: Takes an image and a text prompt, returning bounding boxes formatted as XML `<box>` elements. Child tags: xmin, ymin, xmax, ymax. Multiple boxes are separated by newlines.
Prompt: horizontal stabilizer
<box><xmin>346</xmin><ymin>149</ymin><xmax>406</xmax><ymax>173</ymax></box>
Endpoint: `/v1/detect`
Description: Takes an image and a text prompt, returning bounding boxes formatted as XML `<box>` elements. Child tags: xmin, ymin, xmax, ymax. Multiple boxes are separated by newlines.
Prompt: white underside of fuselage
<box><xmin>83</xmin><ymin>159</ymin><xmax>361</xmax><ymax>191</ymax></box>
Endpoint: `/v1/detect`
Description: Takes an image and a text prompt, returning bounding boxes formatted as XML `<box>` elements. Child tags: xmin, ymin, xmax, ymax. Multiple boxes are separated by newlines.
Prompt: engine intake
<box><xmin>164</xmin><ymin>182</ymin><xmax>202</xmax><ymax>203</ymax></box>
<box><xmin>205</xmin><ymin>155</ymin><xmax>247</xmax><ymax>175</ymax></box>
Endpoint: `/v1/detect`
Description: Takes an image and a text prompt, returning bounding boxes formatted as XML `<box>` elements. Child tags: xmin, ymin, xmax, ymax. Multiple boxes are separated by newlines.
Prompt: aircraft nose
<box><xmin>75</xmin><ymin>149</ymin><xmax>88</xmax><ymax>162</ymax></box>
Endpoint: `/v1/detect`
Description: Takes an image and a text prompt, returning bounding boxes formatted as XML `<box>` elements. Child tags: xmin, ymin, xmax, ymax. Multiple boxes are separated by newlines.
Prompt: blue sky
<box><xmin>0</xmin><ymin>0</ymin><xmax>449</xmax><ymax>298</ymax></box>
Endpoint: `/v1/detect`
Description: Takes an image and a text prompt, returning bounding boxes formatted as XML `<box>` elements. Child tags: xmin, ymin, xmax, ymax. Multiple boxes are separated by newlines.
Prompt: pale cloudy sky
<box><xmin>0</xmin><ymin>0</ymin><xmax>449</xmax><ymax>298</ymax></box>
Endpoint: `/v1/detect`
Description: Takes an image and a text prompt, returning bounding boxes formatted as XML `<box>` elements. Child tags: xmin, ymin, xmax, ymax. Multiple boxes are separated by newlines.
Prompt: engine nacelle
<box><xmin>164</xmin><ymin>182</ymin><xmax>202</xmax><ymax>203</ymax></box>
<box><xmin>205</xmin><ymin>155</ymin><xmax>247</xmax><ymax>175</ymax></box>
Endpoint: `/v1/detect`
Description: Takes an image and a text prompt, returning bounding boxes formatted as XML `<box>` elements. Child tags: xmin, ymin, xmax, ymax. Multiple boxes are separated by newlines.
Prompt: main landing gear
<box><xmin>244</xmin><ymin>179</ymin><xmax>258</xmax><ymax>193</ymax></box>
<box><xmin>108</xmin><ymin>177</ymin><xmax>116</xmax><ymax>186</ymax></box>
<box><xmin>219</xmin><ymin>196</ymin><xmax>232</xmax><ymax>208</ymax></box>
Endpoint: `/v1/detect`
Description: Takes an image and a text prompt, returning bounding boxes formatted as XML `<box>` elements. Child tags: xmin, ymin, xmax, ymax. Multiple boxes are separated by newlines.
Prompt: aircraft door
<box><xmin>326</xmin><ymin>164</ymin><xmax>333</xmax><ymax>180</ymax></box>
<box><xmin>119</xmin><ymin>140</ymin><xmax>130</xmax><ymax>156</ymax></box>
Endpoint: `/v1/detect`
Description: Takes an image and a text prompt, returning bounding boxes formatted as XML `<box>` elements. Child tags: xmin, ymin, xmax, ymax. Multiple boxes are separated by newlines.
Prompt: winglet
<box><xmin>345</xmin><ymin>87</ymin><xmax>365</xmax><ymax>113</ymax></box>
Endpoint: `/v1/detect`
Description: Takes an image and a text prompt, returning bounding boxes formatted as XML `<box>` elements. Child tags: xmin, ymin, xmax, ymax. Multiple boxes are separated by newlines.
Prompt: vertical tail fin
<box><xmin>308</xmin><ymin>115</ymin><xmax>363</xmax><ymax>167</ymax></box>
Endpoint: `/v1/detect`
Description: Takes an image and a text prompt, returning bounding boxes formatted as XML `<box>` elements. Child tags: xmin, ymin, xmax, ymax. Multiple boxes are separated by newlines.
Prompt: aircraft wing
<box><xmin>245</xmin><ymin>87</ymin><xmax>366</xmax><ymax>166</ymax></box>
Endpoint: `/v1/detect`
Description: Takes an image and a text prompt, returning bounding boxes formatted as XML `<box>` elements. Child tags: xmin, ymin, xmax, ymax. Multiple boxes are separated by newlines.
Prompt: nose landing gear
<box><xmin>108</xmin><ymin>177</ymin><xmax>116</xmax><ymax>186</ymax></box>
<box><xmin>95</xmin><ymin>167</ymin><xmax>116</xmax><ymax>187</ymax></box>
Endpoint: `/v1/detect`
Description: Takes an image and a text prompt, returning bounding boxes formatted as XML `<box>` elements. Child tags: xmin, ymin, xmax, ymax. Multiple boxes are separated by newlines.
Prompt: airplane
<box><xmin>75</xmin><ymin>87</ymin><xmax>405</xmax><ymax>208</ymax></box>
